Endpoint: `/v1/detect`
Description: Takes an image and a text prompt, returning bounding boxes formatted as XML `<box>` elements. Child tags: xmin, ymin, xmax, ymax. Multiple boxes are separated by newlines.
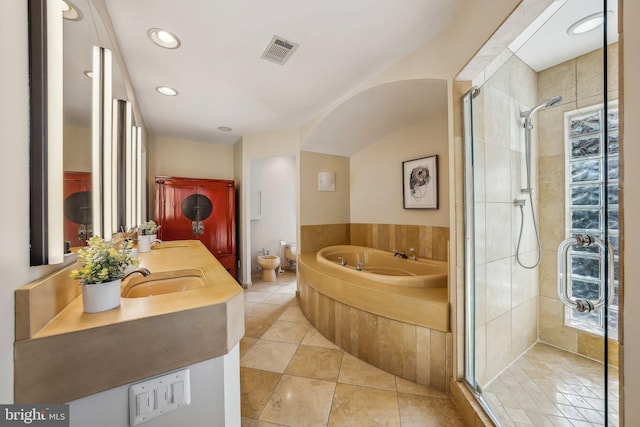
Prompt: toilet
<box><xmin>284</xmin><ymin>243</ymin><xmax>297</xmax><ymax>268</ymax></box>
<box><xmin>257</xmin><ymin>255</ymin><xmax>280</xmax><ymax>282</ymax></box>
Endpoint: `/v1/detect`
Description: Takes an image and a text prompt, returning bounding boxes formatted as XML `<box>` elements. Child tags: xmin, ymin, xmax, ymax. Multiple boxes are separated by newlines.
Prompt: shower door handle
<box><xmin>557</xmin><ymin>234</ymin><xmax>615</xmax><ymax>312</ymax></box>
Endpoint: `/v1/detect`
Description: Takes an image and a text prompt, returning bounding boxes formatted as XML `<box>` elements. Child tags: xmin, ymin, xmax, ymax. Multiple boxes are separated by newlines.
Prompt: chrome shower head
<box><xmin>520</xmin><ymin>96</ymin><xmax>563</xmax><ymax>125</ymax></box>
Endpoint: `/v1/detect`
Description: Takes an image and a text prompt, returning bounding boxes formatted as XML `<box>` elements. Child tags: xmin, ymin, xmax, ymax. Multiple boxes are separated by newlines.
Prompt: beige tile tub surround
<box><xmin>14</xmin><ymin>240</ymin><xmax>244</xmax><ymax>403</ymax></box>
<box><xmin>300</xmin><ymin>223</ymin><xmax>450</xmax><ymax>262</ymax></box>
<box><xmin>298</xmin><ymin>254</ymin><xmax>452</xmax><ymax>391</ymax></box>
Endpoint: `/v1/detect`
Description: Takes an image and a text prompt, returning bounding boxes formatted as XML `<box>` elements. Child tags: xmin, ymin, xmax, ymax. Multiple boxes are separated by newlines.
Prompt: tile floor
<box><xmin>483</xmin><ymin>343</ymin><xmax>619</xmax><ymax>427</ymax></box>
<box><xmin>240</xmin><ymin>270</ymin><xmax>466</xmax><ymax>427</ymax></box>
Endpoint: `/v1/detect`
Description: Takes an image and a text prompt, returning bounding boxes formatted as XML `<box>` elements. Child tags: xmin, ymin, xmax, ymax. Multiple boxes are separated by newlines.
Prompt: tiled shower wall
<box><xmin>300</xmin><ymin>223</ymin><xmax>449</xmax><ymax>261</ymax></box>
<box><xmin>472</xmin><ymin>55</ymin><xmax>539</xmax><ymax>388</ymax></box>
<box><xmin>537</xmin><ymin>43</ymin><xmax>620</xmax><ymax>362</ymax></box>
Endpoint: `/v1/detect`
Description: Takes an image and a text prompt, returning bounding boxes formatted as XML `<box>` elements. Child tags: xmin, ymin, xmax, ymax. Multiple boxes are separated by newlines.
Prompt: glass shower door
<box><xmin>462</xmin><ymin>0</ymin><xmax>620</xmax><ymax>425</ymax></box>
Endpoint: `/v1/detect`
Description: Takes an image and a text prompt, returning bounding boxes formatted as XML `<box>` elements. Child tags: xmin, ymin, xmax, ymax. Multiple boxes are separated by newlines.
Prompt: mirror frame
<box><xmin>29</xmin><ymin>0</ymin><xmax>64</xmax><ymax>265</ymax></box>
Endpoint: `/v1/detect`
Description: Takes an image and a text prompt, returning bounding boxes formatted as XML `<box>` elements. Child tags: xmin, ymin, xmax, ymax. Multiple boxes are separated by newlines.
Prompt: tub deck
<box><xmin>299</xmin><ymin>252</ymin><xmax>448</xmax><ymax>332</ymax></box>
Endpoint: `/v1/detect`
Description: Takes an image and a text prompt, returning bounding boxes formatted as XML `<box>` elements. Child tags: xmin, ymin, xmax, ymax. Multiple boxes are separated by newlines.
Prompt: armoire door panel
<box><xmin>155</xmin><ymin>177</ymin><xmax>237</xmax><ymax>279</ymax></box>
<box><xmin>63</xmin><ymin>171</ymin><xmax>92</xmax><ymax>248</ymax></box>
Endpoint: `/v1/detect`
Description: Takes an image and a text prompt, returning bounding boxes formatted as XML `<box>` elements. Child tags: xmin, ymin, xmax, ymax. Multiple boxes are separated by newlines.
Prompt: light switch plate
<box><xmin>129</xmin><ymin>368</ymin><xmax>191</xmax><ymax>426</ymax></box>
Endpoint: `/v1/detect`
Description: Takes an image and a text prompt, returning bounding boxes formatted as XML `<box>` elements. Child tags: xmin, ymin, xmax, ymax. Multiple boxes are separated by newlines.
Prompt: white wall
<box><xmin>349</xmin><ymin>115</ymin><xmax>449</xmax><ymax>227</ymax></box>
<box><xmin>148</xmin><ymin>136</ymin><xmax>235</xmax><ymax>217</ymax></box>
<box><xmin>299</xmin><ymin>152</ymin><xmax>350</xmax><ymax>226</ymax></box>
<box><xmin>149</xmin><ymin>136</ymin><xmax>235</xmax><ymax>181</ymax></box>
<box><xmin>249</xmin><ymin>156</ymin><xmax>297</xmax><ymax>271</ymax></box>
<box><xmin>69</xmin><ymin>346</ymin><xmax>240</xmax><ymax>427</ymax></box>
<box><xmin>63</xmin><ymin>125</ymin><xmax>92</xmax><ymax>172</ymax></box>
<box><xmin>623</xmin><ymin>0</ymin><xmax>640</xmax><ymax>422</ymax></box>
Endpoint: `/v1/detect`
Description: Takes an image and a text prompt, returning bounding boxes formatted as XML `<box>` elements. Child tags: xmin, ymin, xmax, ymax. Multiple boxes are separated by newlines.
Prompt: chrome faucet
<box><xmin>356</xmin><ymin>262</ymin><xmax>363</xmax><ymax>271</ymax></box>
<box><xmin>393</xmin><ymin>250</ymin><xmax>408</xmax><ymax>259</ymax></box>
<box><xmin>123</xmin><ymin>267</ymin><xmax>151</xmax><ymax>280</ymax></box>
<box><xmin>409</xmin><ymin>247</ymin><xmax>416</xmax><ymax>261</ymax></box>
<box><xmin>337</xmin><ymin>256</ymin><xmax>346</xmax><ymax>266</ymax></box>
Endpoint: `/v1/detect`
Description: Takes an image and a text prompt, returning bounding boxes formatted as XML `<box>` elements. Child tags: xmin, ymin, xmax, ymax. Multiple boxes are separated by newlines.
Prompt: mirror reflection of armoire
<box><xmin>155</xmin><ymin>176</ymin><xmax>237</xmax><ymax>279</ymax></box>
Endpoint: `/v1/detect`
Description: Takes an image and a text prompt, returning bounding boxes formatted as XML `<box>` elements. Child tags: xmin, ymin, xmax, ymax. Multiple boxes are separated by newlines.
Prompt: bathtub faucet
<box><xmin>393</xmin><ymin>250</ymin><xmax>408</xmax><ymax>259</ymax></box>
<box><xmin>356</xmin><ymin>262</ymin><xmax>363</xmax><ymax>271</ymax></box>
<box><xmin>337</xmin><ymin>256</ymin><xmax>346</xmax><ymax>266</ymax></box>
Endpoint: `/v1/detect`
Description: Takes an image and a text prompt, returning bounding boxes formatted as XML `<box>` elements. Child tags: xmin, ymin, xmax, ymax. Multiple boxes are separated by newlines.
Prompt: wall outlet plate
<box><xmin>129</xmin><ymin>368</ymin><xmax>191</xmax><ymax>426</ymax></box>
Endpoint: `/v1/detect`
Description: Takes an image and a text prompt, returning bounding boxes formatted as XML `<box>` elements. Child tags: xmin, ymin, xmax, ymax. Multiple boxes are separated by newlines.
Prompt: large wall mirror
<box><xmin>29</xmin><ymin>0</ymin><xmax>142</xmax><ymax>265</ymax></box>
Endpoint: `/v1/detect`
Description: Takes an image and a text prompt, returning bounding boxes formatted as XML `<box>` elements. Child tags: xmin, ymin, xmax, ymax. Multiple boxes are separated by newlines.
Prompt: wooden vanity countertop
<box><xmin>14</xmin><ymin>240</ymin><xmax>244</xmax><ymax>404</ymax></box>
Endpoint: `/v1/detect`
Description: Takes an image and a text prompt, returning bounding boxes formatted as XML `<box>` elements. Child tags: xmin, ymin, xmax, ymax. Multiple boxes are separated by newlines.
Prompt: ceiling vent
<box><xmin>261</xmin><ymin>35</ymin><xmax>299</xmax><ymax>65</ymax></box>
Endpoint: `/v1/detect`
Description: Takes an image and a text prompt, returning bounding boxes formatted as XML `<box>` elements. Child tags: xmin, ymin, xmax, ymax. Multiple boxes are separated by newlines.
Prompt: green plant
<box><xmin>139</xmin><ymin>220</ymin><xmax>159</xmax><ymax>236</ymax></box>
<box><xmin>70</xmin><ymin>236</ymin><xmax>138</xmax><ymax>284</ymax></box>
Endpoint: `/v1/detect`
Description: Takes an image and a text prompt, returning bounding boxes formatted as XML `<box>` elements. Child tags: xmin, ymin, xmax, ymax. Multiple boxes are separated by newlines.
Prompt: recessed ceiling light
<box><xmin>62</xmin><ymin>0</ymin><xmax>82</xmax><ymax>21</ymax></box>
<box><xmin>156</xmin><ymin>86</ymin><xmax>178</xmax><ymax>96</ymax></box>
<box><xmin>148</xmin><ymin>28</ymin><xmax>181</xmax><ymax>49</ymax></box>
<box><xmin>83</xmin><ymin>70</ymin><xmax>93</xmax><ymax>79</ymax></box>
<box><xmin>567</xmin><ymin>12</ymin><xmax>604</xmax><ymax>35</ymax></box>
<box><xmin>217</xmin><ymin>126</ymin><xmax>232</xmax><ymax>132</ymax></box>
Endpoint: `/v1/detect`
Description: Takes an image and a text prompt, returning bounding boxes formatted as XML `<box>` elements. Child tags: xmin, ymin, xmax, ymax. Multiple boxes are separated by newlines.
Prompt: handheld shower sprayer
<box><xmin>520</xmin><ymin>96</ymin><xmax>563</xmax><ymax>129</ymax></box>
<box><xmin>515</xmin><ymin>95</ymin><xmax>562</xmax><ymax>269</ymax></box>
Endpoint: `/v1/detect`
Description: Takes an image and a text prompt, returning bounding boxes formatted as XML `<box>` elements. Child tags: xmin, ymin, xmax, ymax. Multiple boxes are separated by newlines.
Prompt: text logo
<box><xmin>0</xmin><ymin>405</ymin><xmax>68</xmax><ymax>426</ymax></box>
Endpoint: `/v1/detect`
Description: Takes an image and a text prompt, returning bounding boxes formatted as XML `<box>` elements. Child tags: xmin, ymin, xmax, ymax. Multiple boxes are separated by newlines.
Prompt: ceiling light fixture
<box><xmin>62</xmin><ymin>0</ymin><xmax>82</xmax><ymax>21</ymax></box>
<box><xmin>148</xmin><ymin>28</ymin><xmax>181</xmax><ymax>49</ymax></box>
<box><xmin>217</xmin><ymin>127</ymin><xmax>232</xmax><ymax>132</ymax></box>
<box><xmin>567</xmin><ymin>12</ymin><xmax>604</xmax><ymax>35</ymax></box>
<box><xmin>156</xmin><ymin>86</ymin><xmax>178</xmax><ymax>96</ymax></box>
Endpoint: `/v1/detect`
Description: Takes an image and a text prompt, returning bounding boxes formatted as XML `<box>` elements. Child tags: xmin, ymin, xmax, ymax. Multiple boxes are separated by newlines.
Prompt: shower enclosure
<box><xmin>462</xmin><ymin>0</ymin><xmax>620</xmax><ymax>425</ymax></box>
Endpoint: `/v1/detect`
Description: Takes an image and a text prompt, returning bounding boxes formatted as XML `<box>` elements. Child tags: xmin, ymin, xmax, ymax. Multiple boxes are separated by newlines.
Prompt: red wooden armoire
<box><xmin>155</xmin><ymin>177</ymin><xmax>237</xmax><ymax>279</ymax></box>
<box><xmin>63</xmin><ymin>171</ymin><xmax>92</xmax><ymax>248</ymax></box>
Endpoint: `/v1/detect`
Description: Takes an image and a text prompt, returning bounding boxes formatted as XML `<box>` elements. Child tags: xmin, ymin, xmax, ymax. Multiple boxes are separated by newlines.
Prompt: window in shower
<box><xmin>564</xmin><ymin>101</ymin><xmax>619</xmax><ymax>338</ymax></box>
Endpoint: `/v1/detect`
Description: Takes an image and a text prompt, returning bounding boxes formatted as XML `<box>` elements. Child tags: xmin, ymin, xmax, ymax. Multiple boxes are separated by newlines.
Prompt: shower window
<box><xmin>564</xmin><ymin>101</ymin><xmax>619</xmax><ymax>337</ymax></box>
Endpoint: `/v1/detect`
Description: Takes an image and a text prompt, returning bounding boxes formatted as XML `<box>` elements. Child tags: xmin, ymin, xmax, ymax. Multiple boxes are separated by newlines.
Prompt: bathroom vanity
<box><xmin>14</xmin><ymin>240</ymin><xmax>244</xmax><ymax>417</ymax></box>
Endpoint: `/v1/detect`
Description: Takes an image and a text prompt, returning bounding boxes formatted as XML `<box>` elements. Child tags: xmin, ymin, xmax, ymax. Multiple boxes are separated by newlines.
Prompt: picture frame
<box><xmin>402</xmin><ymin>155</ymin><xmax>438</xmax><ymax>209</ymax></box>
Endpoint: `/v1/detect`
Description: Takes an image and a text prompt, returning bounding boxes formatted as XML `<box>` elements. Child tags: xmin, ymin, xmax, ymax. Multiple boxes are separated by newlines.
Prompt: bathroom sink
<box><xmin>121</xmin><ymin>268</ymin><xmax>208</xmax><ymax>298</ymax></box>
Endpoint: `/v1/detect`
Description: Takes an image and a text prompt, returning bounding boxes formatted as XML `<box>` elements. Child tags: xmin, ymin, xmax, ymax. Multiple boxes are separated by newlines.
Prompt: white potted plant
<box><xmin>70</xmin><ymin>236</ymin><xmax>138</xmax><ymax>313</ymax></box>
<box><xmin>138</xmin><ymin>220</ymin><xmax>160</xmax><ymax>252</ymax></box>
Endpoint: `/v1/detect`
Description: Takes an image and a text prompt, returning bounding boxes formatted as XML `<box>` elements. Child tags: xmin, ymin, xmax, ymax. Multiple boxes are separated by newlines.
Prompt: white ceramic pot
<box><xmin>81</xmin><ymin>279</ymin><xmax>121</xmax><ymax>313</ymax></box>
<box><xmin>137</xmin><ymin>234</ymin><xmax>158</xmax><ymax>253</ymax></box>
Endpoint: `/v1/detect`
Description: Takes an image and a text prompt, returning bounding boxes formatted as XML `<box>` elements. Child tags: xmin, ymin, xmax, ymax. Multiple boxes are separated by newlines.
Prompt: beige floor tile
<box><xmin>546</xmin><ymin>414</ymin><xmax>574</xmax><ymax>426</ymax></box>
<box><xmin>260</xmin><ymin>375</ymin><xmax>336</xmax><ymax>427</ymax></box>
<box><xmin>286</xmin><ymin>345</ymin><xmax>344</xmax><ymax>382</ymax></box>
<box><xmin>279</xmin><ymin>306</ymin><xmax>309</xmax><ymax>324</ymax></box>
<box><xmin>245</xmin><ymin>316</ymin><xmax>275</xmax><ymax>339</ymax></box>
<box><xmin>262</xmin><ymin>293</ymin><xmax>297</xmax><ymax>306</ymax></box>
<box><xmin>301</xmin><ymin>327</ymin><xmax>340</xmax><ymax>349</ymax></box>
<box><xmin>254</xmin><ymin>421</ymin><xmax>288</xmax><ymax>427</ymax></box>
<box><xmin>328</xmin><ymin>383</ymin><xmax>400</xmax><ymax>427</ymax></box>
<box><xmin>275</xmin><ymin>282</ymin><xmax>298</xmax><ymax>294</ymax></box>
<box><xmin>244</xmin><ymin>291</ymin><xmax>271</xmax><ymax>303</ymax></box>
<box><xmin>397</xmin><ymin>392</ymin><xmax>466</xmax><ymax>427</ymax></box>
<box><xmin>245</xmin><ymin>302</ymin><xmax>288</xmax><ymax>320</ymax></box>
<box><xmin>241</xmin><ymin>337</ymin><xmax>259</xmax><ymax>359</ymax></box>
<box><xmin>249</xmin><ymin>283</ymin><xmax>285</xmax><ymax>293</ymax></box>
<box><xmin>241</xmin><ymin>339</ymin><xmax>299</xmax><ymax>373</ymax></box>
<box><xmin>240</xmin><ymin>274</ymin><xmax>466</xmax><ymax>426</ymax></box>
<box><xmin>395</xmin><ymin>377</ymin><xmax>449</xmax><ymax>399</ymax></box>
<box><xmin>240</xmin><ymin>367</ymin><xmax>282</xmax><ymax>419</ymax></box>
<box><xmin>338</xmin><ymin>353</ymin><xmax>396</xmax><ymax>391</ymax></box>
<box><xmin>262</xmin><ymin>320</ymin><xmax>309</xmax><ymax>344</ymax></box>
<box><xmin>523</xmin><ymin>411</ymin><xmax>556</xmax><ymax>427</ymax></box>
